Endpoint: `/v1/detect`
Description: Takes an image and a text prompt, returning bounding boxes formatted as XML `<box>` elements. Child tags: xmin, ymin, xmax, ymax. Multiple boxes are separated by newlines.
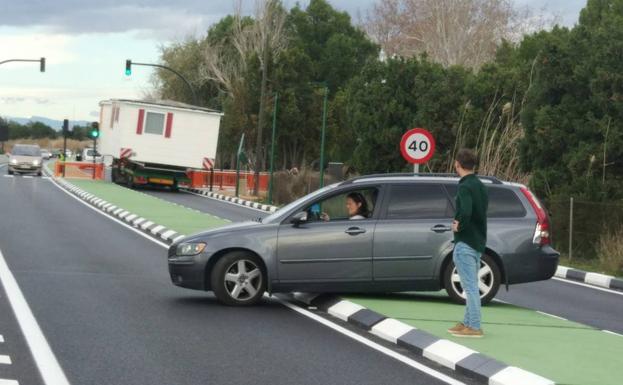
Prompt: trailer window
<box><xmin>144</xmin><ymin>112</ymin><xmax>165</xmax><ymax>135</ymax></box>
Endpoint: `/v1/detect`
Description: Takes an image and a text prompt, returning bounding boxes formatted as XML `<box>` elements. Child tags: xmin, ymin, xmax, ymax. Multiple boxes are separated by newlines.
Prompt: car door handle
<box><xmin>345</xmin><ymin>227</ymin><xmax>366</xmax><ymax>235</ymax></box>
<box><xmin>431</xmin><ymin>224</ymin><xmax>452</xmax><ymax>233</ymax></box>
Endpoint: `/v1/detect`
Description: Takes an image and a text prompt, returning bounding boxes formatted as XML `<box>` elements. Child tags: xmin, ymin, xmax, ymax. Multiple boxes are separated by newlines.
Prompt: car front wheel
<box><xmin>443</xmin><ymin>253</ymin><xmax>501</xmax><ymax>305</ymax></box>
<box><xmin>211</xmin><ymin>251</ymin><xmax>266</xmax><ymax>306</ymax></box>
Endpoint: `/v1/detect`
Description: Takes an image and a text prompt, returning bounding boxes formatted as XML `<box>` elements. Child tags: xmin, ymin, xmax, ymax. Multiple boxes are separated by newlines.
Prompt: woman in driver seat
<box><xmin>346</xmin><ymin>192</ymin><xmax>369</xmax><ymax>220</ymax></box>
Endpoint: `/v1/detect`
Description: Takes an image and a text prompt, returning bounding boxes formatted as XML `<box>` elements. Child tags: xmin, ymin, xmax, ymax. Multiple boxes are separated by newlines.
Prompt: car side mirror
<box><xmin>290</xmin><ymin>211</ymin><xmax>308</xmax><ymax>227</ymax></box>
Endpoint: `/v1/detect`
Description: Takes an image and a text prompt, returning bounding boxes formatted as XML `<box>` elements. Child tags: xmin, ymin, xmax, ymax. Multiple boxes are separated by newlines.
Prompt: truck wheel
<box><xmin>443</xmin><ymin>253</ymin><xmax>501</xmax><ymax>306</ymax></box>
<box><xmin>210</xmin><ymin>251</ymin><xmax>266</xmax><ymax>306</ymax></box>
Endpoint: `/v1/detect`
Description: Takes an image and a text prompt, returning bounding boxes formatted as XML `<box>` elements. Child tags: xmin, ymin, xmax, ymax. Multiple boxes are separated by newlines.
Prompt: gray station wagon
<box><xmin>168</xmin><ymin>174</ymin><xmax>559</xmax><ymax>306</ymax></box>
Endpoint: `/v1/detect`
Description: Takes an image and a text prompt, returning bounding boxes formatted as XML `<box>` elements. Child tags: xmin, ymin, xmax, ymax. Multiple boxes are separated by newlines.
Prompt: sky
<box><xmin>0</xmin><ymin>0</ymin><xmax>587</xmax><ymax>122</ymax></box>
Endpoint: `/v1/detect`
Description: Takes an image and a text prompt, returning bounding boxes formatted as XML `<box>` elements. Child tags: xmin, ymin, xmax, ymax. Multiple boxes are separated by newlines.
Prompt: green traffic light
<box><xmin>125</xmin><ymin>69</ymin><xmax>131</xmax><ymax>76</ymax></box>
<box><xmin>90</xmin><ymin>130</ymin><xmax>99</xmax><ymax>138</ymax></box>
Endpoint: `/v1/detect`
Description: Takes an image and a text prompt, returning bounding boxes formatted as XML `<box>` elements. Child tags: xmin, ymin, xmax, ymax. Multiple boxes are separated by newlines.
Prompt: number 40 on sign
<box><xmin>400</xmin><ymin>128</ymin><xmax>436</xmax><ymax>173</ymax></box>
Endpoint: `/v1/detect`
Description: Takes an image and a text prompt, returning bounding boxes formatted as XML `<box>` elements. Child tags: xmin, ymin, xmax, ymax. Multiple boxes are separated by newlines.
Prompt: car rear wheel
<box><xmin>443</xmin><ymin>253</ymin><xmax>501</xmax><ymax>305</ymax></box>
<box><xmin>211</xmin><ymin>251</ymin><xmax>266</xmax><ymax>306</ymax></box>
<box><xmin>7</xmin><ymin>169</ymin><xmax>13</xmax><ymax>175</ymax></box>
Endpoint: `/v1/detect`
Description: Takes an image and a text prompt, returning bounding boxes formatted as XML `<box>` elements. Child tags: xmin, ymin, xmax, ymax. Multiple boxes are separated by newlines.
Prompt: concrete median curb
<box><xmin>289</xmin><ymin>293</ymin><xmax>555</xmax><ymax>385</ymax></box>
<box><xmin>182</xmin><ymin>187</ymin><xmax>278</xmax><ymax>213</ymax></box>
<box><xmin>555</xmin><ymin>265</ymin><xmax>623</xmax><ymax>291</ymax></box>
<box><xmin>43</xmin><ymin>164</ymin><xmax>186</xmax><ymax>246</ymax></box>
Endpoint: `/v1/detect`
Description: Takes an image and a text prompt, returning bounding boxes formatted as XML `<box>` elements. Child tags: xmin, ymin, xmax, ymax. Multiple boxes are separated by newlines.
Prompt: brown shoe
<box><xmin>447</xmin><ymin>322</ymin><xmax>466</xmax><ymax>333</ymax></box>
<box><xmin>451</xmin><ymin>327</ymin><xmax>484</xmax><ymax>338</ymax></box>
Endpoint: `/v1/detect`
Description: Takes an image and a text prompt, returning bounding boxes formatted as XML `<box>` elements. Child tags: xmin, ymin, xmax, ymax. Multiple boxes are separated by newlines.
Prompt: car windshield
<box><xmin>86</xmin><ymin>149</ymin><xmax>101</xmax><ymax>156</ymax></box>
<box><xmin>12</xmin><ymin>146</ymin><xmax>41</xmax><ymax>156</ymax></box>
<box><xmin>262</xmin><ymin>183</ymin><xmax>340</xmax><ymax>224</ymax></box>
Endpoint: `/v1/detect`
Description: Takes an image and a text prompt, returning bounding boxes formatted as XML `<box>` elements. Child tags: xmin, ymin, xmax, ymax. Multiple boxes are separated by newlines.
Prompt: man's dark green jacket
<box><xmin>454</xmin><ymin>174</ymin><xmax>488</xmax><ymax>253</ymax></box>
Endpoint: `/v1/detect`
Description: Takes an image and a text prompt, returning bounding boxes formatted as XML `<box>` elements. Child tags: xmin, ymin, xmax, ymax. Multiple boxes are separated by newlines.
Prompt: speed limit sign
<box><xmin>400</xmin><ymin>128</ymin><xmax>435</xmax><ymax>164</ymax></box>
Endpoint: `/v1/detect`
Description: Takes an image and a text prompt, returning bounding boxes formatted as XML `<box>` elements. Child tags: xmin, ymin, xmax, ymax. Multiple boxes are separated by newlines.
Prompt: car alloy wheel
<box><xmin>444</xmin><ymin>254</ymin><xmax>501</xmax><ymax>305</ymax></box>
<box><xmin>211</xmin><ymin>251</ymin><xmax>266</xmax><ymax>306</ymax></box>
<box><xmin>224</xmin><ymin>259</ymin><xmax>262</xmax><ymax>301</ymax></box>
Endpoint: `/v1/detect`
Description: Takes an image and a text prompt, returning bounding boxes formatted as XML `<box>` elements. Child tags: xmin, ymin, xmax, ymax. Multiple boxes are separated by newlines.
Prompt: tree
<box><xmin>364</xmin><ymin>0</ymin><xmax>553</xmax><ymax>69</ymax></box>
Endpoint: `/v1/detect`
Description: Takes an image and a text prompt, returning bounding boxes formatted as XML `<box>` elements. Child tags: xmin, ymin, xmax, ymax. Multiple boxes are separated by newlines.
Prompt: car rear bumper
<box><xmin>506</xmin><ymin>245</ymin><xmax>560</xmax><ymax>284</ymax></box>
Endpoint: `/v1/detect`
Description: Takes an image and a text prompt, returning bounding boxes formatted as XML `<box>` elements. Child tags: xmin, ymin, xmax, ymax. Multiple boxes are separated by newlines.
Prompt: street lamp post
<box><xmin>268</xmin><ymin>92</ymin><xmax>279</xmax><ymax>204</ymax></box>
<box><xmin>124</xmin><ymin>60</ymin><xmax>198</xmax><ymax>106</ymax></box>
<box><xmin>319</xmin><ymin>86</ymin><xmax>328</xmax><ymax>188</ymax></box>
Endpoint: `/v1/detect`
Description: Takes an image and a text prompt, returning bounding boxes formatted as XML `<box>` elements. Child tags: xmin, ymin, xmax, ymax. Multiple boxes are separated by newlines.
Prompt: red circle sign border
<box><xmin>400</xmin><ymin>128</ymin><xmax>436</xmax><ymax>164</ymax></box>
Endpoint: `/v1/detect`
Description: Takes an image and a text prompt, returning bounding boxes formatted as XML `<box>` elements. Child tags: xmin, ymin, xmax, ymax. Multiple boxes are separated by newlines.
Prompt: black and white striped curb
<box><xmin>44</xmin><ymin>167</ymin><xmax>186</xmax><ymax>246</ymax></box>
<box><xmin>183</xmin><ymin>188</ymin><xmax>278</xmax><ymax>213</ymax></box>
<box><xmin>290</xmin><ymin>293</ymin><xmax>555</xmax><ymax>385</ymax></box>
<box><xmin>556</xmin><ymin>265</ymin><xmax>623</xmax><ymax>291</ymax></box>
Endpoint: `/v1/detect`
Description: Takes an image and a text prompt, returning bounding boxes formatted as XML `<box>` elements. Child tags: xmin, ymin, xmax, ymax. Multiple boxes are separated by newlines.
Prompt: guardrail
<box><xmin>54</xmin><ymin>161</ymin><xmax>105</xmax><ymax>180</ymax></box>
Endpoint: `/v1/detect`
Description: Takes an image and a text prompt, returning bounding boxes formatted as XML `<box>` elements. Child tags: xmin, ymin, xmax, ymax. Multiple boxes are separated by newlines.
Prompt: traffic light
<box><xmin>125</xmin><ymin>59</ymin><xmax>132</xmax><ymax>76</ymax></box>
<box><xmin>89</xmin><ymin>122</ymin><xmax>100</xmax><ymax>139</ymax></box>
<box><xmin>40</xmin><ymin>57</ymin><xmax>46</xmax><ymax>72</ymax></box>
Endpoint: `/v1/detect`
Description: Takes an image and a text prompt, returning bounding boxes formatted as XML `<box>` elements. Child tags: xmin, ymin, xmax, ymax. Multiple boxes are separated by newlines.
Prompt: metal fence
<box><xmin>546</xmin><ymin>198</ymin><xmax>623</xmax><ymax>260</ymax></box>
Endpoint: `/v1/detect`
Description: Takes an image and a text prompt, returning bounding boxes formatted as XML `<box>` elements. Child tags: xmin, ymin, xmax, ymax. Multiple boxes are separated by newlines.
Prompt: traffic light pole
<box><xmin>92</xmin><ymin>136</ymin><xmax>96</xmax><ymax>179</ymax></box>
<box><xmin>125</xmin><ymin>61</ymin><xmax>197</xmax><ymax>106</ymax></box>
<box><xmin>0</xmin><ymin>58</ymin><xmax>45</xmax><ymax>72</ymax></box>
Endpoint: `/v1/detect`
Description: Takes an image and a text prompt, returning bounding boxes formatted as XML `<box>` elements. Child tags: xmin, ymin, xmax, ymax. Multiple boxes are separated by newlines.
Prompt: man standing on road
<box><xmin>448</xmin><ymin>148</ymin><xmax>488</xmax><ymax>338</ymax></box>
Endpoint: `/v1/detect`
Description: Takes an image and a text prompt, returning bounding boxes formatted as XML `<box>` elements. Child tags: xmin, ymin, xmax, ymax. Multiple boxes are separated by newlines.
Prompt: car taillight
<box><xmin>520</xmin><ymin>187</ymin><xmax>551</xmax><ymax>246</ymax></box>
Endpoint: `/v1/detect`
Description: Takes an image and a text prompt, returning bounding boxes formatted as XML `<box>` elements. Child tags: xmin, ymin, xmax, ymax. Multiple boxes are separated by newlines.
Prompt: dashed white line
<box><xmin>603</xmin><ymin>330</ymin><xmax>623</xmax><ymax>337</ymax></box>
<box><xmin>0</xmin><ymin>355</ymin><xmax>11</xmax><ymax>365</ymax></box>
<box><xmin>536</xmin><ymin>311</ymin><xmax>568</xmax><ymax>321</ymax></box>
<box><xmin>0</xmin><ymin>249</ymin><xmax>70</xmax><ymax>385</ymax></box>
<box><xmin>552</xmin><ymin>277</ymin><xmax>623</xmax><ymax>296</ymax></box>
<box><xmin>0</xmin><ymin>335</ymin><xmax>4</xmax><ymax>343</ymax></box>
<box><xmin>0</xmin><ymin>379</ymin><xmax>19</xmax><ymax>385</ymax></box>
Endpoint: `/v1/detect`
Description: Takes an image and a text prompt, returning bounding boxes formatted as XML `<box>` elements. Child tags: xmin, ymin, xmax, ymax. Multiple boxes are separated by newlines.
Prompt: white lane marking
<box><xmin>552</xmin><ymin>277</ymin><xmax>623</xmax><ymax>296</ymax></box>
<box><xmin>183</xmin><ymin>190</ymin><xmax>271</xmax><ymax>214</ymax></box>
<box><xmin>2</xmin><ymin>175</ymin><xmax>13</xmax><ymax>178</ymax></box>
<box><xmin>0</xmin><ymin>249</ymin><xmax>70</xmax><ymax>385</ymax></box>
<box><xmin>536</xmin><ymin>311</ymin><xmax>567</xmax><ymax>321</ymax></box>
<box><xmin>489</xmin><ymin>366</ymin><xmax>554</xmax><ymax>385</ymax></box>
<box><xmin>48</xmin><ymin>177</ymin><xmax>468</xmax><ymax>383</ymax></box>
<box><xmin>0</xmin><ymin>335</ymin><xmax>4</xmax><ymax>343</ymax></box>
<box><xmin>603</xmin><ymin>330</ymin><xmax>623</xmax><ymax>337</ymax></box>
<box><xmin>274</xmin><ymin>296</ymin><xmax>466</xmax><ymax>385</ymax></box>
<box><xmin>0</xmin><ymin>355</ymin><xmax>11</xmax><ymax>364</ymax></box>
<box><xmin>22</xmin><ymin>176</ymin><xmax>33</xmax><ymax>179</ymax></box>
<box><xmin>0</xmin><ymin>379</ymin><xmax>19</xmax><ymax>385</ymax></box>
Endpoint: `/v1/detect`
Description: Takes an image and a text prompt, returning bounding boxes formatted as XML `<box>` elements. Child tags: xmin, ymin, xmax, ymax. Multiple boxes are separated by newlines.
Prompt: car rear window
<box><xmin>444</xmin><ymin>185</ymin><xmax>526</xmax><ymax>218</ymax></box>
<box><xmin>385</xmin><ymin>184</ymin><xmax>453</xmax><ymax>219</ymax></box>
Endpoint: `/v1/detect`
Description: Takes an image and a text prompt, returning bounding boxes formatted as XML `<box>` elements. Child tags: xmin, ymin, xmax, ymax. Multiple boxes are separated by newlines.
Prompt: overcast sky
<box><xmin>0</xmin><ymin>0</ymin><xmax>586</xmax><ymax>122</ymax></box>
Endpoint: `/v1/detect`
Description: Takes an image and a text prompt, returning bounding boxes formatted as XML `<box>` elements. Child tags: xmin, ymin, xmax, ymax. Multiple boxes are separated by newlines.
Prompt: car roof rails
<box><xmin>341</xmin><ymin>173</ymin><xmax>503</xmax><ymax>185</ymax></box>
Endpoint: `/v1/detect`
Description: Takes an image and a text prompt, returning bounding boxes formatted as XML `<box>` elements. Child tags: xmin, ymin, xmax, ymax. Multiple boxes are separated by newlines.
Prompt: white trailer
<box><xmin>98</xmin><ymin>99</ymin><xmax>222</xmax><ymax>189</ymax></box>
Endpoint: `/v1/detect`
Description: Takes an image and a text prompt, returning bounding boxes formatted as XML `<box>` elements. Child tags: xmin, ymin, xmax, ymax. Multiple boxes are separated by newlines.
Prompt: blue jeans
<box><xmin>453</xmin><ymin>242</ymin><xmax>482</xmax><ymax>330</ymax></box>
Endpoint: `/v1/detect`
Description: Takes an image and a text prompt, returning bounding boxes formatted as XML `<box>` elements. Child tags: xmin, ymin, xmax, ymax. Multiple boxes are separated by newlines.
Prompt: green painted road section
<box><xmin>346</xmin><ymin>292</ymin><xmax>622</xmax><ymax>385</ymax></box>
<box><xmin>67</xmin><ymin>179</ymin><xmax>229</xmax><ymax>236</ymax></box>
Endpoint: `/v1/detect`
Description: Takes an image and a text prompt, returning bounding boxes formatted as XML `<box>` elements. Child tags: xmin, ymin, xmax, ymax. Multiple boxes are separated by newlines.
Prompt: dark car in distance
<box><xmin>168</xmin><ymin>174</ymin><xmax>559</xmax><ymax>306</ymax></box>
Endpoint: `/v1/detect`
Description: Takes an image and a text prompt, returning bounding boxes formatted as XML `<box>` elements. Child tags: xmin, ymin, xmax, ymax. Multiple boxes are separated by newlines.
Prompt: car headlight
<box><xmin>176</xmin><ymin>242</ymin><xmax>206</xmax><ymax>256</ymax></box>
<box><xmin>33</xmin><ymin>159</ymin><xmax>40</xmax><ymax>165</ymax></box>
<box><xmin>10</xmin><ymin>158</ymin><xmax>17</xmax><ymax>164</ymax></box>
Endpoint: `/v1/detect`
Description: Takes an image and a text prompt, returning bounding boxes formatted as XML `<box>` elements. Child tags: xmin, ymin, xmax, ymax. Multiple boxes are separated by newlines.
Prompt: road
<box><xmin>0</xmin><ymin>169</ymin><xmax>474</xmax><ymax>385</ymax></box>
<box><xmin>147</xmin><ymin>188</ymin><xmax>623</xmax><ymax>335</ymax></box>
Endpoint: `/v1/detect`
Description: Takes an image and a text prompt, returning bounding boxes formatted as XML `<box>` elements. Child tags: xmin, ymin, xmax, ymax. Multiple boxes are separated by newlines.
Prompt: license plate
<box><xmin>149</xmin><ymin>178</ymin><xmax>174</xmax><ymax>185</ymax></box>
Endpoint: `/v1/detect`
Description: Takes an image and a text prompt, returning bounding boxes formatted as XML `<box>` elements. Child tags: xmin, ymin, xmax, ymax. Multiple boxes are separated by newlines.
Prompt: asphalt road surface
<box><xmin>150</xmin><ymin>188</ymin><xmax>623</xmax><ymax>335</ymax></box>
<box><xmin>0</xmin><ymin>169</ymin><xmax>474</xmax><ymax>385</ymax></box>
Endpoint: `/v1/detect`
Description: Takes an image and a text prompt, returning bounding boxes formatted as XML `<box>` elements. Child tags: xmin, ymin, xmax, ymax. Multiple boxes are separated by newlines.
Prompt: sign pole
<box><xmin>209</xmin><ymin>168</ymin><xmax>214</xmax><ymax>192</ymax></box>
<box><xmin>414</xmin><ymin>164</ymin><xmax>419</xmax><ymax>174</ymax></box>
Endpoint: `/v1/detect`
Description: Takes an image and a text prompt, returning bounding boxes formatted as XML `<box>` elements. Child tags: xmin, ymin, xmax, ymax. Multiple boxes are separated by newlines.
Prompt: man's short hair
<box><xmin>456</xmin><ymin>148</ymin><xmax>478</xmax><ymax>171</ymax></box>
